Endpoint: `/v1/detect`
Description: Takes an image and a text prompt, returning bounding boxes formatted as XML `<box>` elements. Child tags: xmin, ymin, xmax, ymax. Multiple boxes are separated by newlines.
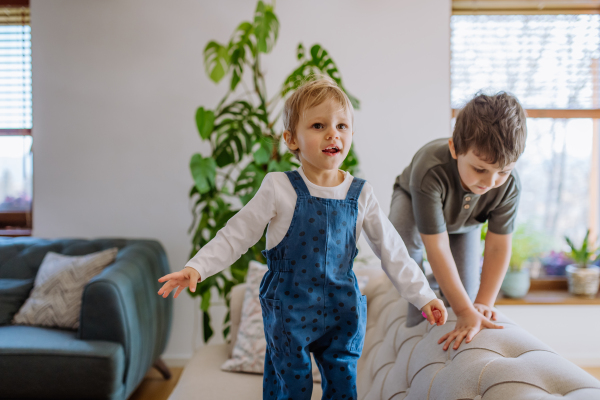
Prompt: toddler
<box><xmin>158</xmin><ymin>77</ymin><xmax>446</xmax><ymax>400</ymax></box>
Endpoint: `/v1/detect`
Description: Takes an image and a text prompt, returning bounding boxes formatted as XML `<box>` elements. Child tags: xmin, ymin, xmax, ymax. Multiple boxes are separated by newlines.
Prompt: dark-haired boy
<box><xmin>389</xmin><ymin>92</ymin><xmax>527</xmax><ymax>350</ymax></box>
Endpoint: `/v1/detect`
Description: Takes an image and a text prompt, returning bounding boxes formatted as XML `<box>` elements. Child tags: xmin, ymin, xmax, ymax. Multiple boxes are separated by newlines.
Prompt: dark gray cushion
<box><xmin>0</xmin><ymin>325</ymin><xmax>125</xmax><ymax>399</ymax></box>
<box><xmin>0</xmin><ymin>278</ymin><xmax>33</xmax><ymax>325</ymax></box>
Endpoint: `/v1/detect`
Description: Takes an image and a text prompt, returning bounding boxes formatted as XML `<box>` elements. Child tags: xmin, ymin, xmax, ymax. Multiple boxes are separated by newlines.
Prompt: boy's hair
<box><xmin>283</xmin><ymin>76</ymin><xmax>354</xmax><ymax>158</ymax></box>
<box><xmin>453</xmin><ymin>91</ymin><xmax>527</xmax><ymax>168</ymax></box>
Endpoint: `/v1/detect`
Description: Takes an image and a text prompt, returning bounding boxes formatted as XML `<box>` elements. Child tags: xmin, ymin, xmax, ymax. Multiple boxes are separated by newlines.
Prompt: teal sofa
<box><xmin>0</xmin><ymin>238</ymin><xmax>173</xmax><ymax>400</ymax></box>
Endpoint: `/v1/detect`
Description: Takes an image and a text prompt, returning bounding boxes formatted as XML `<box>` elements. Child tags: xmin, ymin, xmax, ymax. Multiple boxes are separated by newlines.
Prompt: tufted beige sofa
<box><xmin>168</xmin><ymin>268</ymin><xmax>600</xmax><ymax>400</ymax></box>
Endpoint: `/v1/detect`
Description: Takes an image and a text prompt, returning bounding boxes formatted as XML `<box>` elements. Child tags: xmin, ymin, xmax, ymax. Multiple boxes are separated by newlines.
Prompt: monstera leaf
<box><xmin>195</xmin><ymin>107</ymin><xmax>215</xmax><ymax>140</ymax></box>
<box><xmin>253</xmin><ymin>1</ymin><xmax>279</xmax><ymax>54</ymax></box>
<box><xmin>204</xmin><ymin>41</ymin><xmax>230</xmax><ymax>83</ymax></box>
<box><xmin>190</xmin><ymin>153</ymin><xmax>216</xmax><ymax>194</ymax></box>
<box><xmin>212</xmin><ymin>100</ymin><xmax>265</xmax><ymax>167</ymax></box>
<box><xmin>228</xmin><ymin>22</ymin><xmax>256</xmax><ymax>91</ymax></box>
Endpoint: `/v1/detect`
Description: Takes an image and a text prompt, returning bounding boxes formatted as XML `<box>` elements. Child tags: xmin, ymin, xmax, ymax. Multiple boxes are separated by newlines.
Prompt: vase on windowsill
<box><xmin>565</xmin><ymin>230</ymin><xmax>600</xmax><ymax>298</ymax></box>
<box><xmin>501</xmin><ymin>266</ymin><xmax>530</xmax><ymax>298</ymax></box>
<box><xmin>497</xmin><ymin>224</ymin><xmax>543</xmax><ymax>299</ymax></box>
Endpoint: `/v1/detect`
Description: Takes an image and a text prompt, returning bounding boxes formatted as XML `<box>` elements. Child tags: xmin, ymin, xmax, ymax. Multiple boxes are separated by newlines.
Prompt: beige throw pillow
<box><xmin>221</xmin><ymin>260</ymin><xmax>369</xmax><ymax>383</ymax></box>
<box><xmin>12</xmin><ymin>248</ymin><xmax>119</xmax><ymax>329</ymax></box>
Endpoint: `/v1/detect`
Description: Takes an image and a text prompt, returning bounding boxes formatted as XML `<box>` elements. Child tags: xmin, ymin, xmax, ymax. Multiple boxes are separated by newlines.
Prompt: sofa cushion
<box><xmin>0</xmin><ymin>325</ymin><xmax>125</xmax><ymax>399</ymax></box>
<box><xmin>0</xmin><ymin>278</ymin><xmax>33</xmax><ymax>325</ymax></box>
<box><xmin>12</xmin><ymin>248</ymin><xmax>118</xmax><ymax>329</ymax></box>
<box><xmin>169</xmin><ymin>343</ymin><xmax>323</xmax><ymax>400</ymax></box>
<box><xmin>227</xmin><ymin>280</ymin><xmax>245</xmax><ymax>358</ymax></box>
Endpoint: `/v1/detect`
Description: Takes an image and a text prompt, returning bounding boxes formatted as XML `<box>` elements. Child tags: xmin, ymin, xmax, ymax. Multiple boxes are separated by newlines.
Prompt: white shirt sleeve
<box><xmin>185</xmin><ymin>173</ymin><xmax>277</xmax><ymax>281</ymax></box>
<box><xmin>361</xmin><ymin>186</ymin><xmax>438</xmax><ymax>310</ymax></box>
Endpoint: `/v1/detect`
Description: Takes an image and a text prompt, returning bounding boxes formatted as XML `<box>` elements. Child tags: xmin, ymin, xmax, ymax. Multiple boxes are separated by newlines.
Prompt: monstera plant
<box><xmin>188</xmin><ymin>1</ymin><xmax>361</xmax><ymax>343</ymax></box>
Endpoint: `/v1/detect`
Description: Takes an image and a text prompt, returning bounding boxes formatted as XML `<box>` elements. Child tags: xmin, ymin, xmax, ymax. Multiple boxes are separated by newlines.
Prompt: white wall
<box><xmin>496</xmin><ymin>305</ymin><xmax>600</xmax><ymax>367</ymax></box>
<box><xmin>30</xmin><ymin>0</ymin><xmax>452</xmax><ymax>363</ymax></box>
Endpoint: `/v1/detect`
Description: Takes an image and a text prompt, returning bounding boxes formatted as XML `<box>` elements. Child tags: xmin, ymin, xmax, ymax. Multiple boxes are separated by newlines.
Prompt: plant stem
<box><xmin>216</xmin><ymin>92</ymin><xmax>231</xmax><ymax>114</ymax></box>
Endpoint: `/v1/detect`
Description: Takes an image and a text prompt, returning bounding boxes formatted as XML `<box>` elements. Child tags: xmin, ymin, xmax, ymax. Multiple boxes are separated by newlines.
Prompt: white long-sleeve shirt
<box><xmin>185</xmin><ymin>167</ymin><xmax>437</xmax><ymax>310</ymax></box>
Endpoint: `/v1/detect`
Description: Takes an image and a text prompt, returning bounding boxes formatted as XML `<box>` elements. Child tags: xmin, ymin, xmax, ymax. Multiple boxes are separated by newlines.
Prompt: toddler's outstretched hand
<box><xmin>420</xmin><ymin>298</ymin><xmax>447</xmax><ymax>326</ymax></box>
<box><xmin>157</xmin><ymin>267</ymin><xmax>201</xmax><ymax>299</ymax></box>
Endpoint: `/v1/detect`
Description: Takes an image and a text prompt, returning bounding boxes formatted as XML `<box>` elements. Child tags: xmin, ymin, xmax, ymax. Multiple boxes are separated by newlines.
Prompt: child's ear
<box><xmin>283</xmin><ymin>130</ymin><xmax>299</xmax><ymax>151</ymax></box>
<box><xmin>448</xmin><ymin>138</ymin><xmax>458</xmax><ymax>160</ymax></box>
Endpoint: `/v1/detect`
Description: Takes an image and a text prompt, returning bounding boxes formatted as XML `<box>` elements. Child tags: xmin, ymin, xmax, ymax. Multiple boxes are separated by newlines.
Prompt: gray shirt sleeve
<box><xmin>487</xmin><ymin>174</ymin><xmax>521</xmax><ymax>235</ymax></box>
<box><xmin>409</xmin><ymin>168</ymin><xmax>447</xmax><ymax>235</ymax></box>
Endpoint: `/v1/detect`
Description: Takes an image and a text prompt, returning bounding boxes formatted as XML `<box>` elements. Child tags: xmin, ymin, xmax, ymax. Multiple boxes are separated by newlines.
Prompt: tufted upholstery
<box><xmin>0</xmin><ymin>237</ymin><xmax>173</xmax><ymax>400</ymax></box>
<box><xmin>357</xmin><ymin>271</ymin><xmax>600</xmax><ymax>400</ymax></box>
<box><xmin>168</xmin><ymin>267</ymin><xmax>600</xmax><ymax>400</ymax></box>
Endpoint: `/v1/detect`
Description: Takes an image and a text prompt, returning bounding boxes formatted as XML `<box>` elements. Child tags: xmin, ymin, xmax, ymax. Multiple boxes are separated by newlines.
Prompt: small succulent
<box><xmin>565</xmin><ymin>229</ymin><xmax>599</xmax><ymax>268</ymax></box>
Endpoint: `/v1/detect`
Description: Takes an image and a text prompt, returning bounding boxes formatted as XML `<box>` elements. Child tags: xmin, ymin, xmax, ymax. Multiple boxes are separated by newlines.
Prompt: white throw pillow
<box><xmin>12</xmin><ymin>248</ymin><xmax>119</xmax><ymax>329</ymax></box>
<box><xmin>221</xmin><ymin>260</ymin><xmax>369</xmax><ymax>383</ymax></box>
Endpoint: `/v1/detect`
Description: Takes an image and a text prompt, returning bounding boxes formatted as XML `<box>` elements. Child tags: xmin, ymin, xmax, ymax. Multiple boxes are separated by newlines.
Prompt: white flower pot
<box><xmin>501</xmin><ymin>268</ymin><xmax>530</xmax><ymax>298</ymax></box>
<box><xmin>565</xmin><ymin>264</ymin><xmax>600</xmax><ymax>298</ymax></box>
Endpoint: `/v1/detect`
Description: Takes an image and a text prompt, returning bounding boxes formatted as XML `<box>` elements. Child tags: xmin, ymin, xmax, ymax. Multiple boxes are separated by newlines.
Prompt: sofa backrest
<box><xmin>0</xmin><ymin>238</ymin><xmax>128</xmax><ymax>280</ymax></box>
<box><xmin>356</xmin><ymin>272</ymin><xmax>600</xmax><ymax>399</ymax></box>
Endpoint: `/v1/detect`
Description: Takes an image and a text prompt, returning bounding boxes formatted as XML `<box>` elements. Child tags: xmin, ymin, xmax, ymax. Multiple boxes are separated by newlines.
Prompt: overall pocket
<box><xmin>348</xmin><ymin>294</ymin><xmax>367</xmax><ymax>353</ymax></box>
<box><xmin>259</xmin><ymin>297</ymin><xmax>291</xmax><ymax>355</ymax></box>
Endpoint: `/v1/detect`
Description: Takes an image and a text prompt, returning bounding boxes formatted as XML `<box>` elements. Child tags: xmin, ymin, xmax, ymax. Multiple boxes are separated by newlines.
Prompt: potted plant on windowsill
<box><xmin>565</xmin><ymin>230</ymin><xmax>600</xmax><ymax>298</ymax></box>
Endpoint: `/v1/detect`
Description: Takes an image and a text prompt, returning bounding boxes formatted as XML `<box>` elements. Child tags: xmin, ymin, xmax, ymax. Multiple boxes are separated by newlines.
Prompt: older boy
<box><xmin>390</xmin><ymin>92</ymin><xmax>527</xmax><ymax>350</ymax></box>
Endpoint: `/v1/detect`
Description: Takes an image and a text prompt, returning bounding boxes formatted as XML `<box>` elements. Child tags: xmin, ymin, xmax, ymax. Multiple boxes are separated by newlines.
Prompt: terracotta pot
<box><xmin>565</xmin><ymin>264</ymin><xmax>600</xmax><ymax>298</ymax></box>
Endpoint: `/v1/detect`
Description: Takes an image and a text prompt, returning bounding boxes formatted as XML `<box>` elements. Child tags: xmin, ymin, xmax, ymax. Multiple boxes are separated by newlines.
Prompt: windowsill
<box><xmin>495</xmin><ymin>277</ymin><xmax>600</xmax><ymax>305</ymax></box>
<box><xmin>0</xmin><ymin>228</ymin><xmax>32</xmax><ymax>237</ymax></box>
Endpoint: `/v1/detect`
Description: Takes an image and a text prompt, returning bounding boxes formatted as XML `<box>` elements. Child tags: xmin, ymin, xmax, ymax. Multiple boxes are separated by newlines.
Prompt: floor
<box><xmin>129</xmin><ymin>366</ymin><xmax>600</xmax><ymax>400</ymax></box>
<box><xmin>586</xmin><ymin>367</ymin><xmax>600</xmax><ymax>380</ymax></box>
<box><xmin>128</xmin><ymin>367</ymin><xmax>183</xmax><ymax>400</ymax></box>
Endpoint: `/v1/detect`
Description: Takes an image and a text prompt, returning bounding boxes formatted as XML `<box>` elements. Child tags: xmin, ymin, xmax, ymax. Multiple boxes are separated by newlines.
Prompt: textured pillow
<box><xmin>221</xmin><ymin>261</ymin><xmax>269</xmax><ymax>374</ymax></box>
<box><xmin>12</xmin><ymin>248</ymin><xmax>118</xmax><ymax>329</ymax></box>
<box><xmin>221</xmin><ymin>260</ymin><xmax>369</xmax><ymax>383</ymax></box>
<box><xmin>0</xmin><ymin>278</ymin><xmax>34</xmax><ymax>325</ymax></box>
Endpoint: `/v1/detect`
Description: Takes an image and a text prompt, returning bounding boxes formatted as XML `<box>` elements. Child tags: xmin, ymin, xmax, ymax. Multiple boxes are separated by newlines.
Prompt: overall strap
<box><xmin>285</xmin><ymin>170</ymin><xmax>310</xmax><ymax>198</ymax></box>
<box><xmin>345</xmin><ymin>177</ymin><xmax>366</xmax><ymax>201</ymax></box>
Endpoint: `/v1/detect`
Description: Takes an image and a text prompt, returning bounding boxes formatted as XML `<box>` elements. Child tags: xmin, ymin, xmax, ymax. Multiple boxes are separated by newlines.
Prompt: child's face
<box><xmin>449</xmin><ymin>139</ymin><xmax>516</xmax><ymax>195</ymax></box>
<box><xmin>284</xmin><ymin>98</ymin><xmax>353</xmax><ymax>173</ymax></box>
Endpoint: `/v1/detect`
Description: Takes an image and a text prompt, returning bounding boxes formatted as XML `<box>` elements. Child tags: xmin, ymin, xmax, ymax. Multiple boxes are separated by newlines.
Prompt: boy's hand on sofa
<box><xmin>473</xmin><ymin>302</ymin><xmax>498</xmax><ymax>321</ymax></box>
<box><xmin>157</xmin><ymin>267</ymin><xmax>201</xmax><ymax>299</ymax></box>
<box><xmin>421</xmin><ymin>298</ymin><xmax>447</xmax><ymax>326</ymax></box>
<box><xmin>438</xmin><ymin>308</ymin><xmax>503</xmax><ymax>351</ymax></box>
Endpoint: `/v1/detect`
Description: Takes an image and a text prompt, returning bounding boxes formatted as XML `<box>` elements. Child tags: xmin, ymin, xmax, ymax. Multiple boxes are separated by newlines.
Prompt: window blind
<box><xmin>451</xmin><ymin>14</ymin><xmax>600</xmax><ymax>109</ymax></box>
<box><xmin>0</xmin><ymin>4</ymin><xmax>30</xmax><ymax>133</ymax></box>
<box><xmin>454</xmin><ymin>1</ymin><xmax>600</xmax><ymax>15</ymax></box>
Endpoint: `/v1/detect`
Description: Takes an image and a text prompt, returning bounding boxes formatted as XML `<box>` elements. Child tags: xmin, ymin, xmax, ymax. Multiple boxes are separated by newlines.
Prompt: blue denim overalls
<box><xmin>259</xmin><ymin>170</ymin><xmax>367</xmax><ymax>400</ymax></box>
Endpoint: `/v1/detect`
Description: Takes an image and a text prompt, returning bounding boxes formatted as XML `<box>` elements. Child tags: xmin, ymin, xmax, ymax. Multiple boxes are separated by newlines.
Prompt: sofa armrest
<box><xmin>78</xmin><ymin>240</ymin><xmax>172</xmax><ymax>392</ymax></box>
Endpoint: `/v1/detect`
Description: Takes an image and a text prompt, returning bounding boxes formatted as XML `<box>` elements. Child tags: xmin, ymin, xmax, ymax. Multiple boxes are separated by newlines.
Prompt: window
<box><xmin>0</xmin><ymin>0</ymin><xmax>31</xmax><ymax>236</ymax></box>
<box><xmin>451</xmin><ymin>2</ymin><xmax>600</xmax><ymax>252</ymax></box>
